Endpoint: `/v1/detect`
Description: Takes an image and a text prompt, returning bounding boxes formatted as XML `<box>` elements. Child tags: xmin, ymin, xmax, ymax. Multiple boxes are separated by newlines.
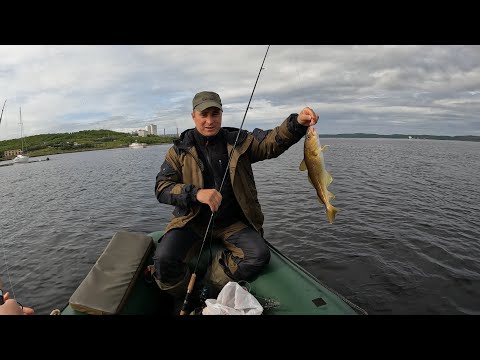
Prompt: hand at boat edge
<box><xmin>0</xmin><ymin>292</ymin><xmax>35</xmax><ymax>315</ymax></box>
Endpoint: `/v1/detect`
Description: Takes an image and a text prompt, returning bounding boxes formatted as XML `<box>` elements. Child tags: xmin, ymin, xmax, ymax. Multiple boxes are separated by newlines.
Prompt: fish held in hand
<box><xmin>299</xmin><ymin>126</ymin><xmax>338</xmax><ymax>224</ymax></box>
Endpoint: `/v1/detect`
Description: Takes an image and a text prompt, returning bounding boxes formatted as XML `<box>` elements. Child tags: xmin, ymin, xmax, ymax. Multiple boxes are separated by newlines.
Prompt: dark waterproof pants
<box><xmin>152</xmin><ymin>221</ymin><xmax>271</xmax><ymax>294</ymax></box>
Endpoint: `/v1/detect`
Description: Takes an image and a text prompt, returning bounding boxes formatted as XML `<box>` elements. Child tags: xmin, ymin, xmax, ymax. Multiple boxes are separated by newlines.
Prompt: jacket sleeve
<box><xmin>248</xmin><ymin>114</ymin><xmax>307</xmax><ymax>163</ymax></box>
<box><xmin>155</xmin><ymin>147</ymin><xmax>200</xmax><ymax>208</ymax></box>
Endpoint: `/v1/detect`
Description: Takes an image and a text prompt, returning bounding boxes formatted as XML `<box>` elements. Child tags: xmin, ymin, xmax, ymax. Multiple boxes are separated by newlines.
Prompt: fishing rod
<box><xmin>0</xmin><ymin>99</ymin><xmax>6</xmax><ymax>126</ymax></box>
<box><xmin>179</xmin><ymin>45</ymin><xmax>271</xmax><ymax>315</ymax></box>
<box><xmin>0</xmin><ymin>276</ymin><xmax>4</xmax><ymax>305</ymax></box>
<box><xmin>0</xmin><ymin>98</ymin><xmax>16</xmax><ymax>306</ymax></box>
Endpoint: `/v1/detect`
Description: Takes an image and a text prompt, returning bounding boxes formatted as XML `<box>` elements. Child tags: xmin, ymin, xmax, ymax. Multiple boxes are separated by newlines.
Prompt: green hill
<box><xmin>0</xmin><ymin>130</ymin><xmax>177</xmax><ymax>160</ymax></box>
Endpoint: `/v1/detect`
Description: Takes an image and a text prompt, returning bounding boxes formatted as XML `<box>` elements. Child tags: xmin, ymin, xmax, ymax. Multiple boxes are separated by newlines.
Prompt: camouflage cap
<box><xmin>192</xmin><ymin>91</ymin><xmax>223</xmax><ymax>112</ymax></box>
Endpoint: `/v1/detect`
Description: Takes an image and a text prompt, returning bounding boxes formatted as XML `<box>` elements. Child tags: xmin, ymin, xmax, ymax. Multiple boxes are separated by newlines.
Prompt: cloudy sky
<box><xmin>0</xmin><ymin>45</ymin><xmax>479</xmax><ymax>141</ymax></box>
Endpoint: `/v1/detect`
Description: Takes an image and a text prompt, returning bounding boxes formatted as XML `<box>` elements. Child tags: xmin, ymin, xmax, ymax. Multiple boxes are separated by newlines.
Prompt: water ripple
<box><xmin>1</xmin><ymin>139</ymin><xmax>479</xmax><ymax>314</ymax></box>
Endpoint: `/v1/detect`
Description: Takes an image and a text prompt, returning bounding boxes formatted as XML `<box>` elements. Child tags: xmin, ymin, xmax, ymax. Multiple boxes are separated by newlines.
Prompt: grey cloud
<box><xmin>1</xmin><ymin>45</ymin><xmax>479</xmax><ymax>140</ymax></box>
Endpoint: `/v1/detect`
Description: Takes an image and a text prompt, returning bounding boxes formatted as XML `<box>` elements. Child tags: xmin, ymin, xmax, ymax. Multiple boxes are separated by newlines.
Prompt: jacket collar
<box><xmin>193</xmin><ymin>128</ymin><xmax>225</xmax><ymax>146</ymax></box>
<box><xmin>175</xmin><ymin>127</ymin><xmax>248</xmax><ymax>151</ymax></box>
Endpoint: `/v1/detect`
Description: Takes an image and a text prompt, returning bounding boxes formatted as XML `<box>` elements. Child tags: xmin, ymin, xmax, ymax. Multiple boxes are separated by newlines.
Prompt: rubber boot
<box><xmin>152</xmin><ymin>266</ymin><xmax>190</xmax><ymax>296</ymax></box>
<box><xmin>204</xmin><ymin>250</ymin><xmax>234</xmax><ymax>298</ymax></box>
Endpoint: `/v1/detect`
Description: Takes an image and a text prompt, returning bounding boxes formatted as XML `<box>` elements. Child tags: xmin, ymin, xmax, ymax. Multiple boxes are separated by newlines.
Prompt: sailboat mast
<box><xmin>19</xmin><ymin>107</ymin><xmax>24</xmax><ymax>153</ymax></box>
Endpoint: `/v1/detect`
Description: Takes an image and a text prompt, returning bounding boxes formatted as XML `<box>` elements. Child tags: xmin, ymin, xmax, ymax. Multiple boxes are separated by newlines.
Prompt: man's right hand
<box><xmin>196</xmin><ymin>189</ymin><xmax>222</xmax><ymax>212</ymax></box>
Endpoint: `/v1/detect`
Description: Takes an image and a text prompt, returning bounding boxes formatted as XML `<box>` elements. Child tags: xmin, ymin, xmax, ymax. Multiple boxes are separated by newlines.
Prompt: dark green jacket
<box><xmin>155</xmin><ymin>113</ymin><xmax>307</xmax><ymax>235</ymax></box>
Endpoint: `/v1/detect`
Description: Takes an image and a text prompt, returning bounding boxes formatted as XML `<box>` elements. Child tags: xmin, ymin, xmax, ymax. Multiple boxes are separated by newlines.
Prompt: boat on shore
<box><xmin>13</xmin><ymin>154</ymin><xmax>29</xmax><ymax>163</ymax></box>
<box><xmin>58</xmin><ymin>229</ymin><xmax>367</xmax><ymax>315</ymax></box>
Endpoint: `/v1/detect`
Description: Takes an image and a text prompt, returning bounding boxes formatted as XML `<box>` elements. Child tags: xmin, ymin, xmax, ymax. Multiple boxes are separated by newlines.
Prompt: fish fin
<box><xmin>327</xmin><ymin>191</ymin><xmax>335</xmax><ymax>201</ymax></box>
<box><xmin>326</xmin><ymin>205</ymin><xmax>338</xmax><ymax>224</ymax></box>
<box><xmin>321</xmin><ymin>145</ymin><xmax>330</xmax><ymax>151</ymax></box>
<box><xmin>325</xmin><ymin>171</ymin><xmax>333</xmax><ymax>186</ymax></box>
<box><xmin>299</xmin><ymin>159</ymin><xmax>307</xmax><ymax>171</ymax></box>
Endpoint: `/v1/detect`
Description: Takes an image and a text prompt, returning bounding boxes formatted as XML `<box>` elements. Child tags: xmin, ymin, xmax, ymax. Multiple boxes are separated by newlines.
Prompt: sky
<box><xmin>0</xmin><ymin>45</ymin><xmax>479</xmax><ymax>141</ymax></box>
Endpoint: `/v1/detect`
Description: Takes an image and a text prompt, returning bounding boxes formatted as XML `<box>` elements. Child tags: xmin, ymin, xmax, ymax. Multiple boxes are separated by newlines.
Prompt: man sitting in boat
<box><xmin>153</xmin><ymin>91</ymin><xmax>319</xmax><ymax>302</ymax></box>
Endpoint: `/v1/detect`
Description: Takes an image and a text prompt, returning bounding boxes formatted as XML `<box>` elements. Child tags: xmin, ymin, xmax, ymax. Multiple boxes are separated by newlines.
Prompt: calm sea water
<box><xmin>1</xmin><ymin>138</ymin><xmax>479</xmax><ymax>315</ymax></box>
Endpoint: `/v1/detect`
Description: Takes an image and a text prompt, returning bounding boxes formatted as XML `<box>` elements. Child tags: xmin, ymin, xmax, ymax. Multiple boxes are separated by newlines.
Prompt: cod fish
<box><xmin>299</xmin><ymin>126</ymin><xmax>338</xmax><ymax>224</ymax></box>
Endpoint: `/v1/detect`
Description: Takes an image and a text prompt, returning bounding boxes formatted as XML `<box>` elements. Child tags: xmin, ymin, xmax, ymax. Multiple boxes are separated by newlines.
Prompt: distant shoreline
<box><xmin>0</xmin><ymin>143</ymin><xmax>170</xmax><ymax>164</ymax></box>
<box><xmin>0</xmin><ymin>130</ymin><xmax>178</xmax><ymax>162</ymax></box>
<box><xmin>1</xmin><ymin>130</ymin><xmax>478</xmax><ymax>163</ymax></box>
<box><xmin>319</xmin><ymin>134</ymin><xmax>480</xmax><ymax>142</ymax></box>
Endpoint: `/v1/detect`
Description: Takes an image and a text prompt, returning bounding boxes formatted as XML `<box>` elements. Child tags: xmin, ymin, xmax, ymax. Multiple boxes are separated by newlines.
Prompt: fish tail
<box><xmin>326</xmin><ymin>205</ymin><xmax>338</xmax><ymax>224</ymax></box>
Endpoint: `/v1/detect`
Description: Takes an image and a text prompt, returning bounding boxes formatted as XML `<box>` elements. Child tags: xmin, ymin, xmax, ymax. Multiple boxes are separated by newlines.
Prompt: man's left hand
<box><xmin>297</xmin><ymin>107</ymin><xmax>319</xmax><ymax>127</ymax></box>
<box><xmin>0</xmin><ymin>292</ymin><xmax>34</xmax><ymax>315</ymax></box>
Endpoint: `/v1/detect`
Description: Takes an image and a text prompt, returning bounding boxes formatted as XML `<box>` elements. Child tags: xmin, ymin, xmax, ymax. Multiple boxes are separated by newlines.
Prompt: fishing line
<box><xmin>0</xmin><ymin>99</ymin><xmax>6</xmax><ymax>127</ymax></box>
<box><xmin>293</xmin><ymin>45</ymin><xmax>309</xmax><ymax>108</ymax></box>
<box><xmin>179</xmin><ymin>45</ymin><xmax>271</xmax><ymax>315</ymax></box>
<box><xmin>1</xmin><ymin>237</ymin><xmax>17</xmax><ymax>301</ymax></box>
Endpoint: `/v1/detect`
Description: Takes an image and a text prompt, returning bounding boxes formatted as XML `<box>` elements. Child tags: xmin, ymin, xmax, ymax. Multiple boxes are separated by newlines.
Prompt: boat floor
<box><xmin>61</xmin><ymin>231</ymin><xmax>363</xmax><ymax>315</ymax></box>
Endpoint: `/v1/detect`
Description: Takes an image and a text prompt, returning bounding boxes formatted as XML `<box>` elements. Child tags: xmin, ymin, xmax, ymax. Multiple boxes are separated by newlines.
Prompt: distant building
<box><xmin>146</xmin><ymin>124</ymin><xmax>157</xmax><ymax>135</ymax></box>
<box><xmin>3</xmin><ymin>149</ymin><xmax>23</xmax><ymax>159</ymax></box>
<box><xmin>137</xmin><ymin>129</ymin><xmax>147</xmax><ymax>137</ymax></box>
